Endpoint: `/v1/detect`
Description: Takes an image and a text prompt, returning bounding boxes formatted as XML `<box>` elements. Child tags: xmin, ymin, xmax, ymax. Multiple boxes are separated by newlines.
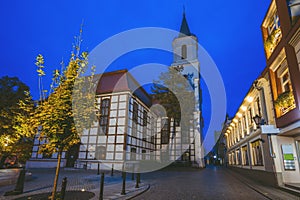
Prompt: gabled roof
<box><xmin>96</xmin><ymin>69</ymin><xmax>152</xmax><ymax>107</ymax></box>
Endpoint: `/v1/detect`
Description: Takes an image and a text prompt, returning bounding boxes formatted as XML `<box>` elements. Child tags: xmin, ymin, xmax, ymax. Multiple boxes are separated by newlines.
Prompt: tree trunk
<box><xmin>51</xmin><ymin>150</ymin><xmax>62</xmax><ymax>200</ymax></box>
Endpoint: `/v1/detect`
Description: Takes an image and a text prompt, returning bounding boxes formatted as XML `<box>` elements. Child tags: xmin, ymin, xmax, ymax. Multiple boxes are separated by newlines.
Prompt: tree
<box><xmin>34</xmin><ymin>26</ymin><xmax>96</xmax><ymax>198</ymax></box>
<box><xmin>151</xmin><ymin>66</ymin><xmax>195</xmax><ymax>132</ymax></box>
<box><xmin>0</xmin><ymin>76</ymin><xmax>35</xmax><ymax>168</ymax></box>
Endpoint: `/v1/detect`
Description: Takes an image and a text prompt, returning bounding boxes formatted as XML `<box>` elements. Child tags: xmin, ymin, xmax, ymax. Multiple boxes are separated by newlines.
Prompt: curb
<box><xmin>126</xmin><ymin>184</ymin><xmax>150</xmax><ymax>200</ymax></box>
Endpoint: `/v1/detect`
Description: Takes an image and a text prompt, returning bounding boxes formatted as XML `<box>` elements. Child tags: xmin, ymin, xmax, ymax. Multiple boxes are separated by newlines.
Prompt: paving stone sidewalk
<box><xmin>0</xmin><ymin>168</ymin><xmax>149</xmax><ymax>200</ymax></box>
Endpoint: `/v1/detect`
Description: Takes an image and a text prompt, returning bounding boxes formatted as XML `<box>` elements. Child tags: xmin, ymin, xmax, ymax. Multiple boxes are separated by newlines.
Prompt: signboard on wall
<box><xmin>281</xmin><ymin>144</ymin><xmax>296</xmax><ymax>170</ymax></box>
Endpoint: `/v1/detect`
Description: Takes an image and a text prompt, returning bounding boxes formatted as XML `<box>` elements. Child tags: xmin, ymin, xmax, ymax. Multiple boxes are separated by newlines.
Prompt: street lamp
<box><xmin>252</xmin><ymin>114</ymin><xmax>261</xmax><ymax>127</ymax></box>
<box><xmin>252</xmin><ymin>114</ymin><xmax>265</xmax><ymax>128</ymax></box>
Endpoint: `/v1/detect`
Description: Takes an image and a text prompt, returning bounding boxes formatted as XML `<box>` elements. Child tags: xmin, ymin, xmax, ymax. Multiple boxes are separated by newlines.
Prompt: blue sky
<box><xmin>0</xmin><ymin>0</ymin><xmax>271</xmax><ymax>150</ymax></box>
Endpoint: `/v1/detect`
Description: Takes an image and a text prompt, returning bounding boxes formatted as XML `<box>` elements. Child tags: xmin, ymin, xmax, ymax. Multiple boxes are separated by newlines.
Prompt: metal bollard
<box><xmin>111</xmin><ymin>164</ymin><xmax>114</xmax><ymax>176</ymax></box>
<box><xmin>121</xmin><ymin>171</ymin><xmax>126</xmax><ymax>195</ymax></box>
<box><xmin>14</xmin><ymin>168</ymin><xmax>26</xmax><ymax>194</ymax></box>
<box><xmin>60</xmin><ymin>177</ymin><xmax>67</xmax><ymax>200</ymax></box>
<box><xmin>135</xmin><ymin>173</ymin><xmax>140</xmax><ymax>188</ymax></box>
<box><xmin>4</xmin><ymin>168</ymin><xmax>26</xmax><ymax>196</ymax></box>
<box><xmin>99</xmin><ymin>172</ymin><xmax>104</xmax><ymax>200</ymax></box>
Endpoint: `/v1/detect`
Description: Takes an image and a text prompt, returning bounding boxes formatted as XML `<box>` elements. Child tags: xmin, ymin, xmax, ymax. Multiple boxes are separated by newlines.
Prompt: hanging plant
<box><xmin>274</xmin><ymin>91</ymin><xmax>295</xmax><ymax>109</ymax></box>
<box><xmin>264</xmin><ymin>28</ymin><xmax>282</xmax><ymax>58</ymax></box>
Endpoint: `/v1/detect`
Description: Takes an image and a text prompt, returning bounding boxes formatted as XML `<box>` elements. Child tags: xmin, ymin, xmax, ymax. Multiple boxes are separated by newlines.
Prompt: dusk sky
<box><xmin>0</xmin><ymin>1</ymin><xmax>271</xmax><ymax>150</ymax></box>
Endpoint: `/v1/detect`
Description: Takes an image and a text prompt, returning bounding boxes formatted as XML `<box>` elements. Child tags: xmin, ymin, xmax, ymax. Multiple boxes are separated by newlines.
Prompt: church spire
<box><xmin>179</xmin><ymin>8</ymin><xmax>192</xmax><ymax>37</ymax></box>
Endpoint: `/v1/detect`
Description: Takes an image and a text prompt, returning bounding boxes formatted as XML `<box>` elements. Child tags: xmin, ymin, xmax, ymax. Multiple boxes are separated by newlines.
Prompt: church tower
<box><xmin>171</xmin><ymin>11</ymin><xmax>204</xmax><ymax>167</ymax></box>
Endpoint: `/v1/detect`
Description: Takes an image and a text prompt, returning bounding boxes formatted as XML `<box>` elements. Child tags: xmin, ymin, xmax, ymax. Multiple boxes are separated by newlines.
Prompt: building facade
<box><xmin>223</xmin><ymin>0</ymin><xmax>300</xmax><ymax>189</ymax></box>
<box><xmin>224</xmin><ymin>70</ymin><xmax>280</xmax><ymax>186</ymax></box>
<box><xmin>261</xmin><ymin>0</ymin><xmax>300</xmax><ymax>186</ymax></box>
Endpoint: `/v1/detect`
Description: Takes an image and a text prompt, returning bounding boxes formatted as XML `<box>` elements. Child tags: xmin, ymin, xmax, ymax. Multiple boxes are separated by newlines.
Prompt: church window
<box><xmin>181</xmin><ymin>45</ymin><xmax>187</xmax><ymax>59</ymax></box>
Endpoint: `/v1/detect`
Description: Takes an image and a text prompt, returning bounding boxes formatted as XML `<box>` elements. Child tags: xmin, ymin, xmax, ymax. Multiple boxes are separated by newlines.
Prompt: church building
<box><xmin>26</xmin><ymin>13</ymin><xmax>205</xmax><ymax>170</ymax></box>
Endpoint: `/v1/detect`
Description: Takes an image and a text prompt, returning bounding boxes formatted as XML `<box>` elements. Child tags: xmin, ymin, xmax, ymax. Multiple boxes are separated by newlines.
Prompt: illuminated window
<box><xmin>267</xmin><ymin>12</ymin><xmax>280</xmax><ymax>35</ymax></box>
<box><xmin>248</xmin><ymin>107</ymin><xmax>253</xmax><ymax>129</ymax></box>
<box><xmin>242</xmin><ymin>146</ymin><xmax>249</xmax><ymax>166</ymax></box>
<box><xmin>181</xmin><ymin>45</ymin><xmax>187</xmax><ymax>59</ymax></box>
<box><xmin>280</xmin><ymin>69</ymin><xmax>292</xmax><ymax>92</ymax></box>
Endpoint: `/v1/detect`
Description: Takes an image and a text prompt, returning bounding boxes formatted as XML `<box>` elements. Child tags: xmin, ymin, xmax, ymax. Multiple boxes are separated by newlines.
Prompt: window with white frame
<box><xmin>277</xmin><ymin>60</ymin><xmax>292</xmax><ymax>93</ymax></box>
<box><xmin>281</xmin><ymin>69</ymin><xmax>292</xmax><ymax>92</ymax></box>
<box><xmin>267</xmin><ymin>11</ymin><xmax>280</xmax><ymax>35</ymax></box>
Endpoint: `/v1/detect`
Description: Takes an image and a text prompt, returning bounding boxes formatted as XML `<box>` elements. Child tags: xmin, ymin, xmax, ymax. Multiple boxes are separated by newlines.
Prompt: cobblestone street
<box><xmin>0</xmin><ymin>166</ymin><xmax>300</xmax><ymax>200</ymax></box>
<box><xmin>134</xmin><ymin>165</ymin><xmax>300</xmax><ymax>200</ymax></box>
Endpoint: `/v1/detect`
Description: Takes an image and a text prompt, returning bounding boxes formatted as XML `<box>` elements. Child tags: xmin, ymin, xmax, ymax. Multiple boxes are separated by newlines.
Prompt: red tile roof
<box><xmin>96</xmin><ymin>69</ymin><xmax>152</xmax><ymax>106</ymax></box>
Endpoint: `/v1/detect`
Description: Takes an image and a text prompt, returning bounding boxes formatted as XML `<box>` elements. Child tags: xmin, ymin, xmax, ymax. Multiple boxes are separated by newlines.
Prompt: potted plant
<box><xmin>274</xmin><ymin>91</ymin><xmax>295</xmax><ymax>110</ymax></box>
<box><xmin>264</xmin><ymin>28</ymin><xmax>282</xmax><ymax>58</ymax></box>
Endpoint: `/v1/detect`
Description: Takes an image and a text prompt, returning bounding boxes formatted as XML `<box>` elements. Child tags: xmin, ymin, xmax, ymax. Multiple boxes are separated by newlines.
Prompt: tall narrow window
<box><xmin>133</xmin><ymin>102</ymin><xmax>138</xmax><ymax>123</ymax></box>
<box><xmin>161</xmin><ymin>118</ymin><xmax>170</xmax><ymax>144</ymax></box>
<box><xmin>267</xmin><ymin>12</ymin><xmax>280</xmax><ymax>35</ymax></box>
<box><xmin>99</xmin><ymin>98</ymin><xmax>110</xmax><ymax>135</ymax></box>
<box><xmin>143</xmin><ymin>110</ymin><xmax>148</xmax><ymax>126</ymax></box>
<box><xmin>242</xmin><ymin>146</ymin><xmax>249</xmax><ymax>166</ymax></box>
<box><xmin>280</xmin><ymin>69</ymin><xmax>292</xmax><ymax>92</ymax></box>
<box><xmin>248</xmin><ymin>107</ymin><xmax>253</xmax><ymax>128</ymax></box>
<box><xmin>132</xmin><ymin>102</ymin><xmax>138</xmax><ymax>137</ymax></box>
<box><xmin>131</xmin><ymin>148</ymin><xmax>136</xmax><ymax>160</ymax></box>
<box><xmin>251</xmin><ymin>140</ymin><xmax>264</xmax><ymax>166</ymax></box>
<box><xmin>181</xmin><ymin>45</ymin><xmax>187</xmax><ymax>59</ymax></box>
<box><xmin>256</xmin><ymin>97</ymin><xmax>261</xmax><ymax>116</ymax></box>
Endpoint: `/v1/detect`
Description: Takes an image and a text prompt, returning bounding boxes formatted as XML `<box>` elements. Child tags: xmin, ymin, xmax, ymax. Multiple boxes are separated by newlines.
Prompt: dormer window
<box><xmin>181</xmin><ymin>45</ymin><xmax>187</xmax><ymax>59</ymax></box>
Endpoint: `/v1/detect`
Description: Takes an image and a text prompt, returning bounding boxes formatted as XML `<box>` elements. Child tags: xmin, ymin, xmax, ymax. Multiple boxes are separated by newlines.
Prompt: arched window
<box><xmin>181</xmin><ymin>45</ymin><xmax>187</xmax><ymax>59</ymax></box>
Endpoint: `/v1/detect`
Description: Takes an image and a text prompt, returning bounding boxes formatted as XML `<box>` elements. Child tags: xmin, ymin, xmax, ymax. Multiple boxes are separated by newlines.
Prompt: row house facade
<box><xmin>225</xmin><ymin>0</ymin><xmax>300</xmax><ymax>189</ymax></box>
<box><xmin>261</xmin><ymin>0</ymin><xmax>300</xmax><ymax>186</ymax></box>
<box><xmin>225</xmin><ymin>70</ymin><xmax>281</xmax><ymax>186</ymax></box>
